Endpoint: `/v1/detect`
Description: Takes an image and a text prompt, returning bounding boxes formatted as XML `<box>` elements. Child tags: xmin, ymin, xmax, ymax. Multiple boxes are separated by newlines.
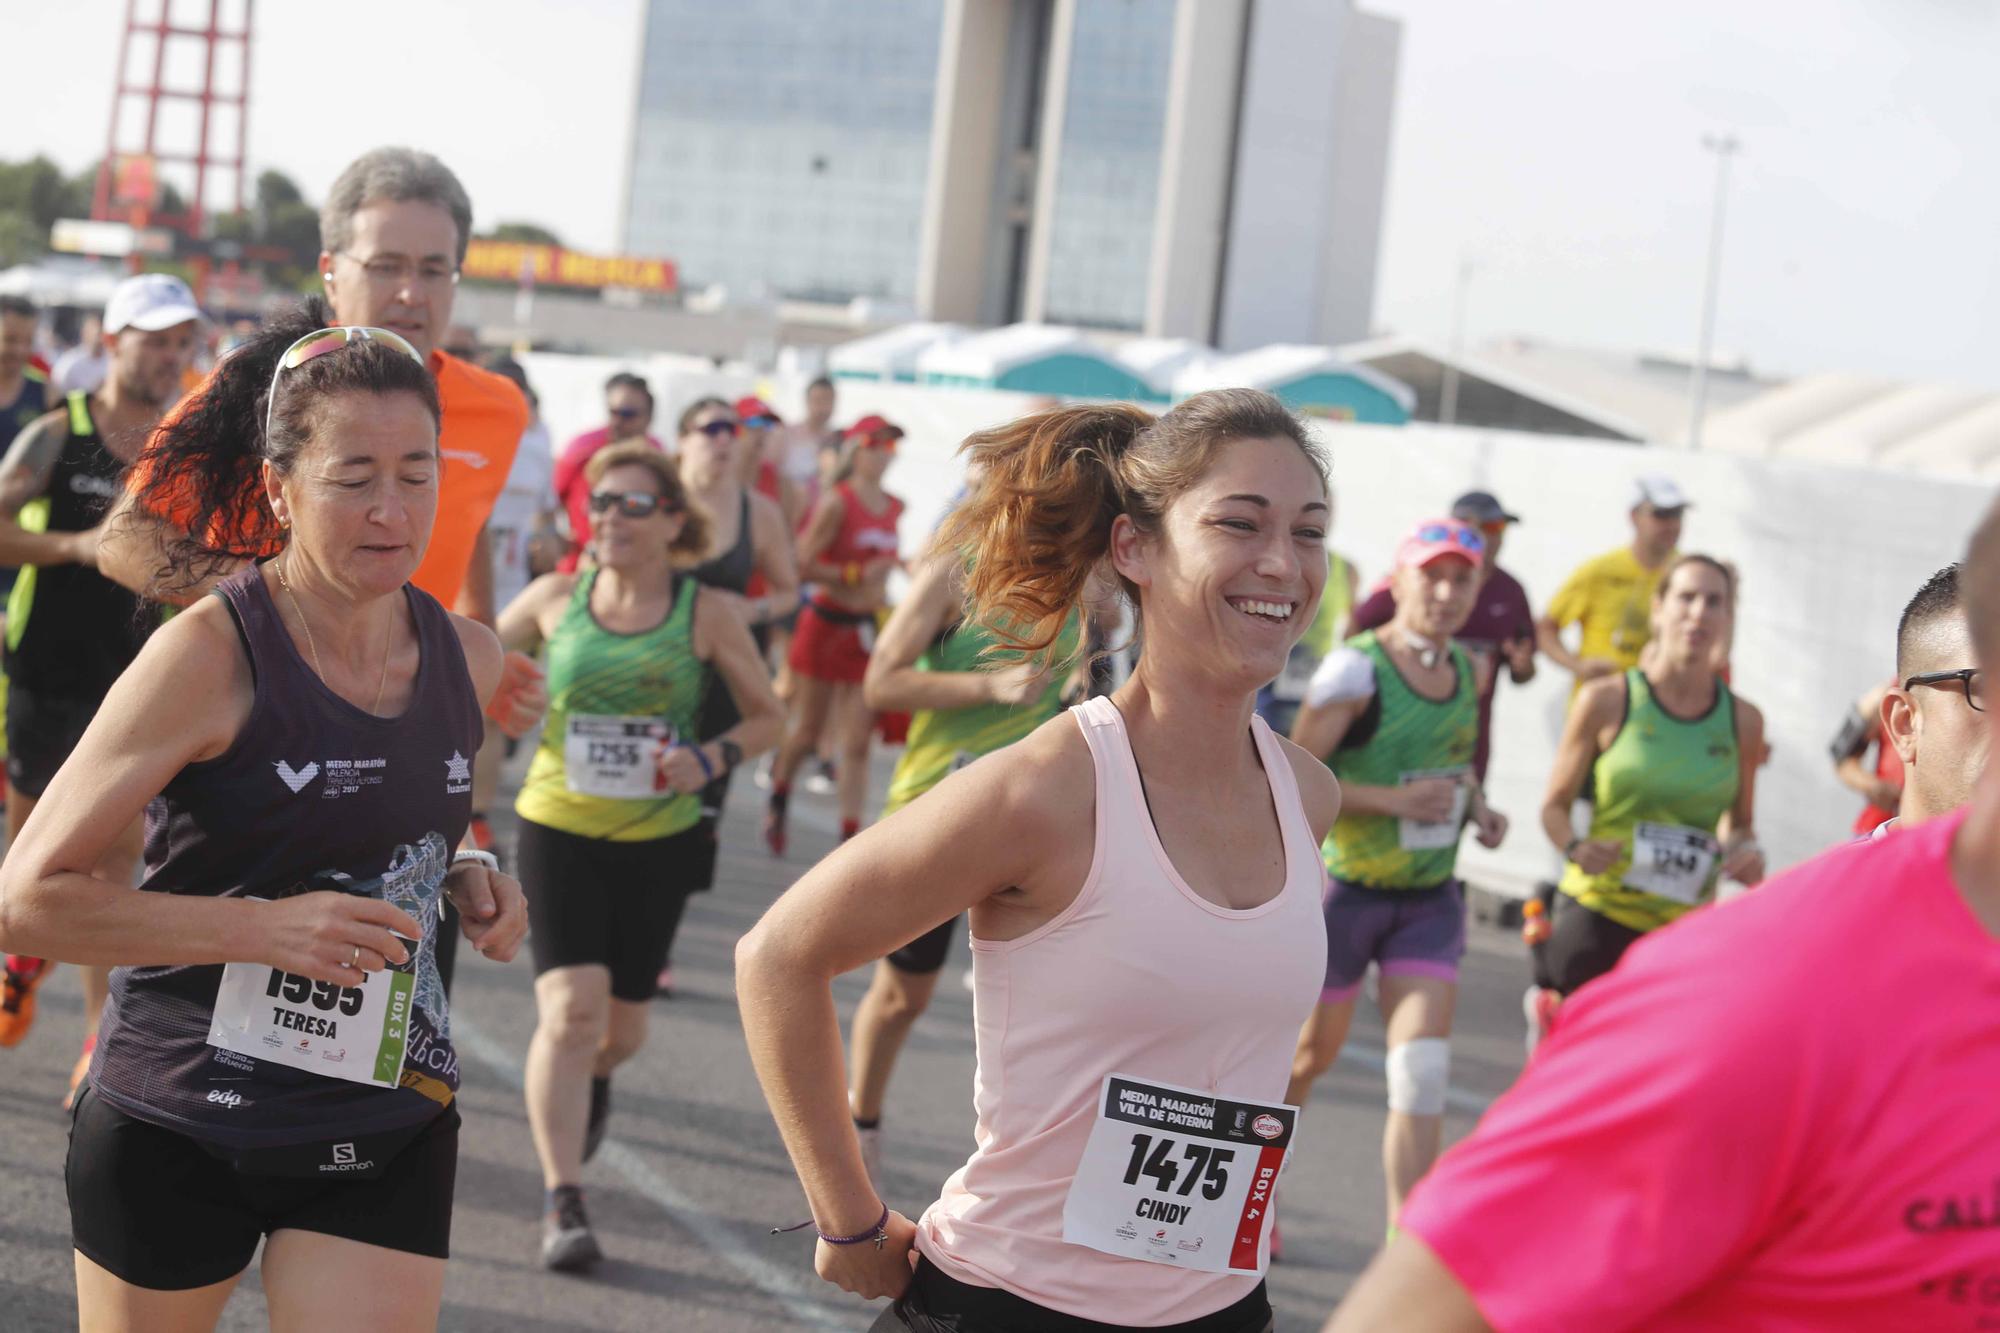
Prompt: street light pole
<box><xmin>1686</xmin><ymin>132</ymin><xmax>1740</xmax><ymax>449</ymax></box>
<box><xmin>1440</xmin><ymin>254</ymin><xmax>1475</xmax><ymax>426</ymax></box>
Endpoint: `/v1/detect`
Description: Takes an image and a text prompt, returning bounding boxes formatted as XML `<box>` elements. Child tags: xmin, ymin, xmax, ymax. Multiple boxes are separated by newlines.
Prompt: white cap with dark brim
<box><xmin>104</xmin><ymin>273</ymin><xmax>204</xmax><ymax>334</ymax></box>
<box><xmin>1631</xmin><ymin>474</ymin><xmax>1691</xmax><ymax>511</ymax></box>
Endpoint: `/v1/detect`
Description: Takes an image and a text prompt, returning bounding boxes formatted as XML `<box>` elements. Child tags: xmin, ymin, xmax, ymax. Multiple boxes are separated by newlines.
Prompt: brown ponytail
<box><xmin>934</xmin><ymin>387</ymin><xmax>1327</xmax><ymax>658</ymax></box>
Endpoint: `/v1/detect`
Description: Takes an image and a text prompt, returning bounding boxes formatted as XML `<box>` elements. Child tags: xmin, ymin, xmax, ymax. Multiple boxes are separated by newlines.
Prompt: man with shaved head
<box><xmin>1323</xmin><ymin>503</ymin><xmax>2000</xmax><ymax>1332</ymax></box>
<box><xmin>1880</xmin><ymin>563</ymin><xmax>1987</xmax><ymax>828</ymax></box>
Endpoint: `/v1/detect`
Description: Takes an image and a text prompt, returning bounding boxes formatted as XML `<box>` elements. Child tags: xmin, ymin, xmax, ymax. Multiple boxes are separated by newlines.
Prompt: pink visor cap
<box><xmin>1395</xmin><ymin>517</ymin><xmax>1486</xmax><ymax>571</ymax></box>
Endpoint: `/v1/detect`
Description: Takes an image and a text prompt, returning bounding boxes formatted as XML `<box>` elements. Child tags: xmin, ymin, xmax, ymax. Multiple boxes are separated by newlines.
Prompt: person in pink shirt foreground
<box><xmin>1327</xmin><ymin>502</ymin><xmax>2000</xmax><ymax>1331</ymax></box>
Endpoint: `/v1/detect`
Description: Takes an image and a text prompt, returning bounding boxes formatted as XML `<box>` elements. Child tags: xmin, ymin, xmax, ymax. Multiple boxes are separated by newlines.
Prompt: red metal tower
<box><xmin>92</xmin><ymin>0</ymin><xmax>254</xmax><ymax>241</ymax></box>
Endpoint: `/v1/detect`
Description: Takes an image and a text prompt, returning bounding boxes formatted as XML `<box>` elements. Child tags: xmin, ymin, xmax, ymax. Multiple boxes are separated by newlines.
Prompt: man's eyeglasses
<box><xmin>264</xmin><ymin>326</ymin><xmax>426</xmax><ymax>442</ymax></box>
<box><xmin>858</xmin><ymin>432</ymin><xmax>898</xmax><ymax>452</ymax></box>
<box><xmin>338</xmin><ymin>251</ymin><xmax>459</xmax><ymax>291</ymax></box>
<box><xmin>588</xmin><ymin>490</ymin><xmax>683</xmax><ymax>520</ymax></box>
<box><xmin>1646</xmin><ymin>506</ymin><xmax>1687</xmax><ymax>522</ymax></box>
<box><xmin>743</xmin><ymin>414</ymin><xmax>777</xmax><ymax>429</ymax></box>
<box><xmin>1904</xmin><ymin>668</ymin><xmax>1985</xmax><ymax>713</ymax></box>
<box><xmin>694</xmin><ymin>419</ymin><xmax>740</xmax><ymax>440</ymax></box>
<box><xmin>608</xmin><ymin>406</ymin><xmax>647</xmax><ymax>421</ymax></box>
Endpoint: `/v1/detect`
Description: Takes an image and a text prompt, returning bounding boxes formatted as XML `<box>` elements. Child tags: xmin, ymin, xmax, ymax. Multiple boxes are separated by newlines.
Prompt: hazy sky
<box><xmin>8</xmin><ymin>0</ymin><xmax>1996</xmax><ymax>389</ymax></box>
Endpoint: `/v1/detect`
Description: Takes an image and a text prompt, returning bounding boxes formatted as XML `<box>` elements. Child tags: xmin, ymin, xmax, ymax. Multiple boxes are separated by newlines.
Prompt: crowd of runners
<box><xmin>0</xmin><ymin>143</ymin><xmax>1991</xmax><ymax>1333</ymax></box>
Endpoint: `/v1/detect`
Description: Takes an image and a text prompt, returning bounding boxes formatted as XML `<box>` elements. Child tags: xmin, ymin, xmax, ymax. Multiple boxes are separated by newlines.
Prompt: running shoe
<box><xmin>582</xmin><ymin>1075</ymin><xmax>612</xmax><ymax>1164</ymax></box>
<box><xmin>63</xmin><ymin>1034</ymin><xmax>95</xmax><ymax>1110</ymax></box>
<box><xmin>803</xmin><ymin>760</ymin><xmax>837</xmax><ymax>797</ymax></box>
<box><xmin>856</xmin><ymin>1123</ymin><xmax>883</xmax><ymax>1192</ymax></box>
<box><xmin>540</xmin><ymin>1185</ymin><xmax>602</xmax><ymax>1272</ymax></box>
<box><xmin>0</xmin><ymin>956</ymin><xmax>49</xmax><ymax>1048</ymax></box>
<box><xmin>1522</xmin><ymin>985</ymin><xmax>1561</xmax><ymax>1056</ymax></box>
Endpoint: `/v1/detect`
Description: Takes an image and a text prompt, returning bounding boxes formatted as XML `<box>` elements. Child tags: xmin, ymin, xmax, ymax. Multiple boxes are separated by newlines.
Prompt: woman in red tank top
<box><xmin>737</xmin><ymin>393</ymin><xmax>1343</xmax><ymax>1332</ymax></box>
<box><xmin>762</xmin><ymin>415</ymin><xmax>904</xmax><ymax>852</ymax></box>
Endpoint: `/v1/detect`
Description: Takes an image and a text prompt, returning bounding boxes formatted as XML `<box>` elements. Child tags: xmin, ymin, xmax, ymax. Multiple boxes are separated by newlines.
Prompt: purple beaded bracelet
<box><xmin>771</xmin><ymin>1203</ymin><xmax>890</xmax><ymax>1250</ymax></box>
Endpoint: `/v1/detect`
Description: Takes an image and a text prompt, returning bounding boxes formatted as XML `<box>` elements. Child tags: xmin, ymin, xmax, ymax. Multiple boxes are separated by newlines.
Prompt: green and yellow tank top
<box><xmin>1560</xmin><ymin>668</ymin><xmax>1739</xmax><ymax>932</ymax></box>
<box><xmin>1324</xmin><ymin>630</ymin><xmax>1478</xmax><ymax>889</ymax></box>
<box><xmin>881</xmin><ymin>608</ymin><xmax>1082</xmax><ymax>818</ymax></box>
<box><xmin>516</xmin><ymin>570</ymin><xmax>708</xmax><ymax>841</ymax></box>
<box><xmin>1296</xmin><ymin>550</ymin><xmax>1354</xmax><ymax>662</ymax></box>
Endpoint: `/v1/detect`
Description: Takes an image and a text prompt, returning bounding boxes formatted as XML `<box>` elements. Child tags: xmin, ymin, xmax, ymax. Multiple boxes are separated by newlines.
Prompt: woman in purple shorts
<box><xmin>1284</xmin><ymin>519</ymin><xmax>1507</xmax><ymax>1236</ymax></box>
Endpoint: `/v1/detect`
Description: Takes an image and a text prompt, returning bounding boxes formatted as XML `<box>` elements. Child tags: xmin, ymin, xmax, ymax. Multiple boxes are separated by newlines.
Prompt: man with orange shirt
<box><xmin>97</xmin><ymin>147</ymin><xmax>525</xmax><ymax>624</ymax></box>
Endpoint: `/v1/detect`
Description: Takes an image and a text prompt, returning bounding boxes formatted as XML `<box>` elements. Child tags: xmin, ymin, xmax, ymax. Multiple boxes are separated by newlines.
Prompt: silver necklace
<box><xmin>276</xmin><ymin>557</ymin><xmax>393</xmax><ymax>714</ymax></box>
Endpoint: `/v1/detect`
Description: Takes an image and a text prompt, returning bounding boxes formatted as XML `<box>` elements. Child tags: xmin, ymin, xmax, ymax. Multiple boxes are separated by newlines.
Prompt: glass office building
<box><xmin>623</xmin><ymin>0</ymin><xmax>945</xmax><ymax>304</ymax></box>
<box><xmin>1039</xmin><ymin>1</ymin><xmax>1176</xmax><ymax>330</ymax></box>
<box><xmin>622</xmin><ymin>0</ymin><xmax>1397</xmax><ymax>346</ymax></box>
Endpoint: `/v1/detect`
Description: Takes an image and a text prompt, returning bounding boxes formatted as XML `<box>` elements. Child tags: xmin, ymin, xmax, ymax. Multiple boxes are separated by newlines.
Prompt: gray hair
<box><xmin>319</xmin><ymin>147</ymin><xmax>474</xmax><ymax>264</ymax></box>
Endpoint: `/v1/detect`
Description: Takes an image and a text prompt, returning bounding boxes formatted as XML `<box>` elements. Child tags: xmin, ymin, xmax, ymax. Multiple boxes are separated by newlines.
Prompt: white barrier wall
<box><xmin>509</xmin><ymin>354</ymin><xmax>1991</xmax><ymax>893</ymax></box>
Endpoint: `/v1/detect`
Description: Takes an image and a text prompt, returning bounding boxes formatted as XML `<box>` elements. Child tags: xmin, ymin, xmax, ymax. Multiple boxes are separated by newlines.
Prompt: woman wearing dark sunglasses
<box><xmin>763</xmin><ymin>415</ymin><xmax>906</xmax><ymax>854</ymax></box>
<box><xmin>0</xmin><ymin>303</ymin><xmax>531</xmax><ymax>1330</ymax></box>
<box><xmin>497</xmin><ymin>442</ymin><xmax>782</xmax><ymax>1271</ymax></box>
<box><xmin>656</xmin><ymin>396</ymin><xmax>800</xmax><ymax>992</ymax></box>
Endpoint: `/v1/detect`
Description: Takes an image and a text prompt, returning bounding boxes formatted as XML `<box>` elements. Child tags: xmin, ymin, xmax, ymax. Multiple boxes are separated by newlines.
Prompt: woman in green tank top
<box><xmin>1537</xmin><ymin>555</ymin><xmax>1766</xmax><ymax>1002</ymax></box>
<box><xmin>842</xmin><ymin>549</ymin><xmax>1086</xmax><ymax>1184</ymax></box>
<box><xmin>497</xmin><ymin>442</ymin><xmax>783</xmax><ymax>1269</ymax></box>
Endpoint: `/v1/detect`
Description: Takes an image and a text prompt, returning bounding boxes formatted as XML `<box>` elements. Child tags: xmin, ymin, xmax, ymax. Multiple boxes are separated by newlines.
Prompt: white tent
<box><xmin>1110</xmin><ymin>337</ymin><xmax>1213</xmax><ymax>401</ymax></box>
<box><xmin>827</xmin><ymin>322</ymin><xmax>966</xmax><ymax>383</ymax></box>
<box><xmin>1175</xmin><ymin>344</ymin><xmax>1416</xmax><ymax>422</ymax></box>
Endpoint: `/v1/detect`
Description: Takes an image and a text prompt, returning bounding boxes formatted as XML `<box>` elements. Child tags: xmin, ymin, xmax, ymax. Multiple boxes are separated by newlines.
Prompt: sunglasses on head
<box><xmin>695</xmin><ymin>419</ymin><xmax>740</xmax><ymax>439</ymax></box>
<box><xmin>264</xmin><ymin>326</ymin><xmax>425</xmax><ymax>442</ymax></box>
<box><xmin>1414</xmin><ymin>523</ymin><xmax>1485</xmax><ymax>554</ymax></box>
<box><xmin>588</xmin><ymin>489</ymin><xmax>683</xmax><ymax>519</ymax></box>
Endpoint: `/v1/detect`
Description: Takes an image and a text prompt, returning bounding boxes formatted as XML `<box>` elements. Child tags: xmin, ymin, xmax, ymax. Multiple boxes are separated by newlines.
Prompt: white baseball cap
<box><xmin>1631</xmin><ymin>474</ymin><xmax>1691</xmax><ymax>512</ymax></box>
<box><xmin>104</xmin><ymin>273</ymin><xmax>204</xmax><ymax>334</ymax></box>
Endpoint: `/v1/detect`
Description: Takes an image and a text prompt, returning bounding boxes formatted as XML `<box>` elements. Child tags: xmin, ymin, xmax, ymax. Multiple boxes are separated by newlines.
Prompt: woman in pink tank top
<box><xmin>738</xmin><ymin>390</ymin><xmax>1343</xmax><ymax>1332</ymax></box>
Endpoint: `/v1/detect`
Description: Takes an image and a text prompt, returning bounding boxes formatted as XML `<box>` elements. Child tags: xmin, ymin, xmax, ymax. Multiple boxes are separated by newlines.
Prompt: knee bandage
<box><xmin>1385</xmin><ymin>1038</ymin><xmax>1451</xmax><ymax>1116</ymax></box>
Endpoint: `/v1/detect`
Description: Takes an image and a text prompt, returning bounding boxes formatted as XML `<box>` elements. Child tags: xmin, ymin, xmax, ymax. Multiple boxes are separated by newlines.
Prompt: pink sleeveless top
<box><xmin>914</xmin><ymin>696</ymin><xmax>1328</xmax><ymax>1324</ymax></box>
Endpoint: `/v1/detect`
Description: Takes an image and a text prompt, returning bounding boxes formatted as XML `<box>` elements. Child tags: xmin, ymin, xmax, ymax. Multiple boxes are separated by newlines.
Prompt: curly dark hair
<box><xmin>127</xmin><ymin>297</ymin><xmax>441</xmax><ymax>599</ymax></box>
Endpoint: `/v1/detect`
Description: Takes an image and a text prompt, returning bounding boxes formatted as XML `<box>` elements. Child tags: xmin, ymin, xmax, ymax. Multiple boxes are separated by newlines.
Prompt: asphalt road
<box><xmin>0</xmin><ymin>754</ymin><xmax>1540</xmax><ymax>1332</ymax></box>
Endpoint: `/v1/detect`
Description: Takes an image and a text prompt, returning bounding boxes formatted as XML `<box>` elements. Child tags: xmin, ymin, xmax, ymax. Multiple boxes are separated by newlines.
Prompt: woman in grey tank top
<box><xmin>0</xmin><ymin>303</ymin><xmax>530</xmax><ymax>1331</ymax></box>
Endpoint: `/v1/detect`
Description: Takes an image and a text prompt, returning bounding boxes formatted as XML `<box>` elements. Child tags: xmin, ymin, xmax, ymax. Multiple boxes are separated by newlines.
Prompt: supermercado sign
<box><xmin>463</xmin><ymin>241</ymin><xmax>677</xmax><ymax>294</ymax></box>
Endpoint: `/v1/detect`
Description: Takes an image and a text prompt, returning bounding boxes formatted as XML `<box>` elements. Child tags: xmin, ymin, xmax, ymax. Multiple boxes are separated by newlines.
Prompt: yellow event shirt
<box><xmin>1545</xmin><ymin>546</ymin><xmax>1673</xmax><ymax>694</ymax></box>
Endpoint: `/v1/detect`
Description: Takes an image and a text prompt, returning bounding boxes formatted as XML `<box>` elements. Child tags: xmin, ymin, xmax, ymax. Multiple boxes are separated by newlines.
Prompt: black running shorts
<box><xmin>1543</xmin><ymin>892</ymin><xmax>1648</xmax><ymax>996</ymax></box>
<box><xmin>871</xmin><ymin>1258</ymin><xmax>1274</xmax><ymax>1332</ymax></box>
<box><xmin>886</xmin><ymin>916</ymin><xmax>958</xmax><ymax>976</ymax></box>
<box><xmin>517</xmin><ymin>816</ymin><xmax>703</xmax><ymax>1001</ymax></box>
<box><xmin>66</xmin><ymin>1085</ymin><xmax>458</xmax><ymax>1291</ymax></box>
<box><xmin>5</xmin><ymin>685</ymin><xmax>101</xmax><ymax>799</ymax></box>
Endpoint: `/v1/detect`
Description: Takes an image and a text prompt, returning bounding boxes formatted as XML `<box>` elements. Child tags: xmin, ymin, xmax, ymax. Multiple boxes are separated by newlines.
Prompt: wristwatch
<box><xmin>717</xmin><ymin>738</ymin><xmax>744</xmax><ymax>774</ymax></box>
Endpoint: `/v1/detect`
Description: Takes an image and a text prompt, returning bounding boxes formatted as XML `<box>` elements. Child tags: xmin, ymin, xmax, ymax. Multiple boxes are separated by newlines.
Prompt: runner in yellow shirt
<box><xmin>1535</xmin><ymin>475</ymin><xmax>1685</xmax><ymax>699</ymax></box>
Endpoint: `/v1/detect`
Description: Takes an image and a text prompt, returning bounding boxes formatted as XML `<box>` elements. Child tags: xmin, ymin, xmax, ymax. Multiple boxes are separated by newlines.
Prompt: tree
<box><xmin>255</xmin><ymin>169</ymin><xmax>304</xmax><ymax>213</ymax></box>
<box><xmin>482</xmin><ymin>221</ymin><xmax>563</xmax><ymax>247</ymax></box>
